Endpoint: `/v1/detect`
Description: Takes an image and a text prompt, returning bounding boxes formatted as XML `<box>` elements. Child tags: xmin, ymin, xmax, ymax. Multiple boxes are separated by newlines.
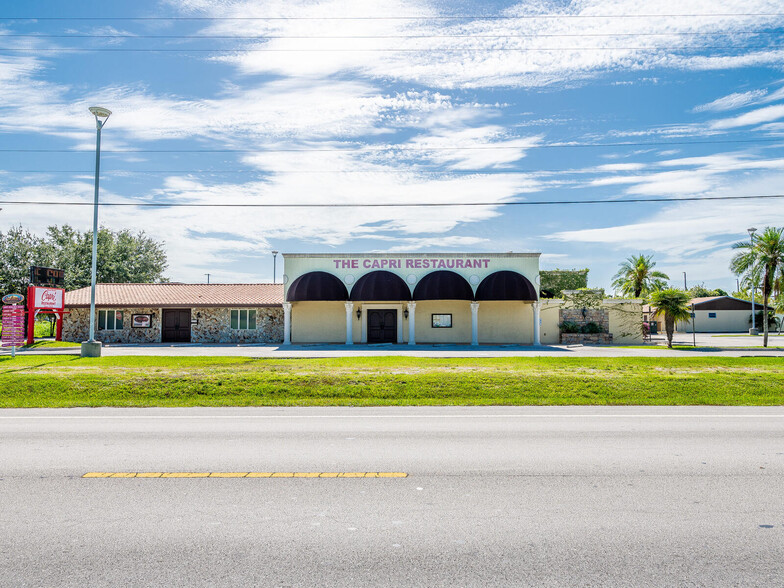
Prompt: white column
<box><xmin>282</xmin><ymin>302</ymin><xmax>292</xmax><ymax>345</ymax></box>
<box><xmin>470</xmin><ymin>301</ymin><xmax>479</xmax><ymax>346</ymax></box>
<box><xmin>533</xmin><ymin>302</ymin><xmax>541</xmax><ymax>346</ymax></box>
<box><xmin>344</xmin><ymin>302</ymin><xmax>354</xmax><ymax>345</ymax></box>
<box><xmin>407</xmin><ymin>302</ymin><xmax>416</xmax><ymax>346</ymax></box>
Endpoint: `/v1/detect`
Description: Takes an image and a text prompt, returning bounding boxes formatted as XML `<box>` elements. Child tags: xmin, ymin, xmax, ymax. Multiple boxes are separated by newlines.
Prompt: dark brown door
<box><xmin>367</xmin><ymin>309</ymin><xmax>396</xmax><ymax>343</ymax></box>
<box><xmin>162</xmin><ymin>309</ymin><xmax>191</xmax><ymax>342</ymax></box>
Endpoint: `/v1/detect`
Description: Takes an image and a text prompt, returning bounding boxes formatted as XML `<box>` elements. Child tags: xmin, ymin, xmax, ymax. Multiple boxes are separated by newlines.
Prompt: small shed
<box><xmin>672</xmin><ymin>296</ymin><xmax>771</xmax><ymax>333</ymax></box>
<box><xmin>62</xmin><ymin>283</ymin><xmax>284</xmax><ymax>344</ymax></box>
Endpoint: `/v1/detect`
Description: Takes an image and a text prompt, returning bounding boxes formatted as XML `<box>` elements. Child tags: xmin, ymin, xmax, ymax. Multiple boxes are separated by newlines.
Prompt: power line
<box><xmin>2</xmin><ymin>45</ymin><xmax>782</xmax><ymax>52</ymax></box>
<box><xmin>2</xmin><ymin>137</ymin><xmax>783</xmax><ymax>154</ymax></box>
<box><xmin>3</xmin><ymin>14</ymin><xmax>784</xmax><ymax>20</ymax></box>
<box><xmin>4</xmin><ymin>31</ymin><xmax>784</xmax><ymax>39</ymax></box>
<box><xmin>0</xmin><ymin>194</ymin><xmax>781</xmax><ymax>208</ymax></box>
<box><xmin>2</xmin><ymin>164</ymin><xmax>783</xmax><ymax>175</ymax></box>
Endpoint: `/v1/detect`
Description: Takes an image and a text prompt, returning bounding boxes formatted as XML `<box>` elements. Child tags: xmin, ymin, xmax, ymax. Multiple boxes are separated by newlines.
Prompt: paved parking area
<box><xmin>4</xmin><ymin>332</ymin><xmax>783</xmax><ymax>358</ymax></box>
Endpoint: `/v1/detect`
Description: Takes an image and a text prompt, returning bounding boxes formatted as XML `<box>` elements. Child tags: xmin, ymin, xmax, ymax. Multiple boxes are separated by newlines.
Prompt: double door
<box><xmin>162</xmin><ymin>309</ymin><xmax>191</xmax><ymax>343</ymax></box>
<box><xmin>367</xmin><ymin>309</ymin><xmax>397</xmax><ymax>344</ymax></box>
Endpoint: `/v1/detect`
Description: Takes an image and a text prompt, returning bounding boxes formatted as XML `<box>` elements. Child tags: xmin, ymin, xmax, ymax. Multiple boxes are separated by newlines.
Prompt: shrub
<box><xmin>581</xmin><ymin>321</ymin><xmax>604</xmax><ymax>334</ymax></box>
<box><xmin>559</xmin><ymin>320</ymin><xmax>581</xmax><ymax>333</ymax></box>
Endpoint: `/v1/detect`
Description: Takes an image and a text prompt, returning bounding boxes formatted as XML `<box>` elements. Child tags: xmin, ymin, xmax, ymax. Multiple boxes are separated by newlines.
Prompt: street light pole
<box><xmin>272</xmin><ymin>250</ymin><xmax>279</xmax><ymax>284</ymax></box>
<box><xmin>748</xmin><ymin>227</ymin><xmax>757</xmax><ymax>335</ymax></box>
<box><xmin>81</xmin><ymin>106</ymin><xmax>111</xmax><ymax>358</ymax></box>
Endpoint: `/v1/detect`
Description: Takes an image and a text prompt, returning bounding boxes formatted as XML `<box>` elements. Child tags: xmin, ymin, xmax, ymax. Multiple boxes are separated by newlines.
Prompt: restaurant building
<box><xmin>62</xmin><ymin>283</ymin><xmax>283</xmax><ymax>344</ymax></box>
<box><xmin>60</xmin><ymin>252</ymin><xmax>643</xmax><ymax>346</ymax></box>
<box><xmin>282</xmin><ymin>252</ymin><xmax>542</xmax><ymax>345</ymax></box>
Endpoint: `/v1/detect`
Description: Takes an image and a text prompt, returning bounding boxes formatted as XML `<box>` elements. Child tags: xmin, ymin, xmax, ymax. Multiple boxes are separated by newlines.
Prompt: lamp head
<box><xmin>88</xmin><ymin>106</ymin><xmax>111</xmax><ymax>129</ymax></box>
<box><xmin>89</xmin><ymin>106</ymin><xmax>111</xmax><ymax>118</ymax></box>
<box><xmin>747</xmin><ymin>227</ymin><xmax>757</xmax><ymax>236</ymax></box>
<box><xmin>271</xmin><ymin>250</ymin><xmax>279</xmax><ymax>256</ymax></box>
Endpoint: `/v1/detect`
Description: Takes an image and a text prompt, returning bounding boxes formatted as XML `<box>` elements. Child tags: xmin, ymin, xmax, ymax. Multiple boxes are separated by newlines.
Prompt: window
<box><xmin>708</xmin><ymin>312</ymin><xmax>717</xmax><ymax>318</ymax></box>
<box><xmin>97</xmin><ymin>310</ymin><xmax>123</xmax><ymax>331</ymax></box>
<box><xmin>431</xmin><ymin>313</ymin><xmax>452</xmax><ymax>328</ymax></box>
<box><xmin>230</xmin><ymin>309</ymin><xmax>257</xmax><ymax>330</ymax></box>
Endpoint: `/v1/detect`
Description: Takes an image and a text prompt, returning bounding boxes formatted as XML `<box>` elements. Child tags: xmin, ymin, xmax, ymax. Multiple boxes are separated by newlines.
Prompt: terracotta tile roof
<box><xmin>65</xmin><ymin>283</ymin><xmax>283</xmax><ymax>308</ymax></box>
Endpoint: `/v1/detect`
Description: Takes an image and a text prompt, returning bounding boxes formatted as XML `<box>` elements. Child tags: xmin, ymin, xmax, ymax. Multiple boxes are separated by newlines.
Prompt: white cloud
<box><xmin>178</xmin><ymin>0</ymin><xmax>784</xmax><ymax>89</ymax></box>
<box><xmin>693</xmin><ymin>89</ymin><xmax>768</xmax><ymax>112</ymax></box>
<box><xmin>549</xmin><ymin>170</ymin><xmax>784</xmax><ymax>280</ymax></box>
<box><xmin>710</xmin><ymin>104</ymin><xmax>784</xmax><ymax>129</ymax></box>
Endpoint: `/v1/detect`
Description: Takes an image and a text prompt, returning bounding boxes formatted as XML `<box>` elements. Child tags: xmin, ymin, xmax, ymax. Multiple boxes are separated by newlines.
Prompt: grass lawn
<box><xmin>22</xmin><ymin>341</ymin><xmax>81</xmax><ymax>349</ymax></box>
<box><xmin>0</xmin><ymin>356</ymin><xmax>782</xmax><ymax>407</ymax></box>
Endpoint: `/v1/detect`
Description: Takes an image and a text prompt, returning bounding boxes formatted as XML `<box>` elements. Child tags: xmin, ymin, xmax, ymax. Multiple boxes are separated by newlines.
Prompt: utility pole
<box><xmin>748</xmin><ymin>227</ymin><xmax>757</xmax><ymax>335</ymax></box>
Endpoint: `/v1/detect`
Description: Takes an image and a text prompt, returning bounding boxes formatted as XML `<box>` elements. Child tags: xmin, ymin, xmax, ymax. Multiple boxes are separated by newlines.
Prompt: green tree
<box><xmin>0</xmin><ymin>226</ymin><xmax>54</xmax><ymax>298</ymax></box>
<box><xmin>45</xmin><ymin>225</ymin><xmax>169</xmax><ymax>290</ymax></box>
<box><xmin>648</xmin><ymin>289</ymin><xmax>692</xmax><ymax>348</ymax></box>
<box><xmin>1</xmin><ymin>224</ymin><xmax>168</xmax><ymax>296</ymax></box>
<box><xmin>612</xmin><ymin>254</ymin><xmax>670</xmax><ymax>298</ymax></box>
<box><xmin>687</xmin><ymin>284</ymin><xmax>728</xmax><ymax>298</ymax></box>
<box><xmin>730</xmin><ymin>226</ymin><xmax>784</xmax><ymax>347</ymax></box>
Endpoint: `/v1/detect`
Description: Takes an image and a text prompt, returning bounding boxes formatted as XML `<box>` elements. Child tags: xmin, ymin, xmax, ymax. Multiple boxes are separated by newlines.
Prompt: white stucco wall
<box><xmin>677</xmin><ymin>310</ymin><xmax>752</xmax><ymax>333</ymax></box>
<box><xmin>283</xmin><ymin>253</ymin><xmax>540</xmax><ymax>301</ymax></box>
<box><xmin>540</xmin><ymin>299</ymin><xmax>644</xmax><ymax>344</ymax></box>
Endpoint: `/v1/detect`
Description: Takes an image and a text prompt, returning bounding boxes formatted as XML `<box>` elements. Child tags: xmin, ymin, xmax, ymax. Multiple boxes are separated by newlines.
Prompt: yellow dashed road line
<box><xmin>83</xmin><ymin>472</ymin><xmax>408</xmax><ymax>478</ymax></box>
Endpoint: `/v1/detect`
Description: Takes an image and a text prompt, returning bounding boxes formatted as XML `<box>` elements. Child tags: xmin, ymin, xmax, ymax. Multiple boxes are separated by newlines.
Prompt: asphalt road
<box><xmin>2</xmin><ymin>407</ymin><xmax>783</xmax><ymax>587</ymax></box>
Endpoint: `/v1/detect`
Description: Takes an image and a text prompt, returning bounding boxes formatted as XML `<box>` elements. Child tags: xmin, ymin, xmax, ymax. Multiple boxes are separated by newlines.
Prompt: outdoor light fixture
<box><xmin>404</xmin><ymin>309</ymin><xmax>409</xmax><ymax>319</ymax></box>
<box><xmin>82</xmin><ymin>106</ymin><xmax>112</xmax><ymax>358</ymax></box>
<box><xmin>271</xmin><ymin>250</ymin><xmax>279</xmax><ymax>284</ymax></box>
<box><xmin>581</xmin><ymin>307</ymin><xmax>587</xmax><ymax>319</ymax></box>
<box><xmin>356</xmin><ymin>308</ymin><xmax>362</xmax><ymax>320</ymax></box>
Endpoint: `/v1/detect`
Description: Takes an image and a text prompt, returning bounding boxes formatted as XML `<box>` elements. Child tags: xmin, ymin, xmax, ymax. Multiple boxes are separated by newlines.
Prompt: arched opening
<box><xmin>286</xmin><ymin>271</ymin><xmax>348</xmax><ymax>301</ymax></box>
<box><xmin>350</xmin><ymin>270</ymin><xmax>411</xmax><ymax>301</ymax></box>
<box><xmin>413</xmin><ymin>271</ymin><xmax>474</xmax><ymax>300</ymax></box>
<box><xmin>475</xmin><ymin>270</ymin><xmax>538</xmax><ymax>301</ymax></box>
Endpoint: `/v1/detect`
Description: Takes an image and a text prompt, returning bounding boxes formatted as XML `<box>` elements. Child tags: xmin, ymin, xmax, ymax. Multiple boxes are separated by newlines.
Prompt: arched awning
<box><xmin>286</xmin><ymin>271</ymin><xmax>348</xmax><ymax>301</ymax></box>
<box><xmin>475</xmin><ymin>270</ymin><xmax>538</xmax><ymax>301</ymax></box>
<box><xmin>350</xmin><ymin>270</ymin><xmax>411</xmax><ymax>301</ymax></box>
<box><xmin>413</xmin><ymin>270</ymin><xmax>474</xmax><ymax>300</ymax></box>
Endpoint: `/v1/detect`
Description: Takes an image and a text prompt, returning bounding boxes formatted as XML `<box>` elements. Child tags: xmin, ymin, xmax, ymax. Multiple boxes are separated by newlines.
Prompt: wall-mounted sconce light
<box><xmin>356</xmin><ymin>307</ymin><xmax>362</xmax><ymax>320</ymax></box>
<box><xmin>195</xmin><ymin>312</ymin><xmax>201</xmax><ymax>326</ymax></box>
<box><xmin>403</xmin><ymin>309</ymin><xmax>409</xmax><ymax>319</ymax></box>
<box><xmin>581</xmin><ymin>307</ymin><xmax>587</xmax><ymax>319</ymax></box>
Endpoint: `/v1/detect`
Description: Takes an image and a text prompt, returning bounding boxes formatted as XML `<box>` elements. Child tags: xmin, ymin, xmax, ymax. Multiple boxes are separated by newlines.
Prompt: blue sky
<box><xmin>1</xmin><ymin>0</ymin><xmax>784</xmax><ymax>292</ymax></box>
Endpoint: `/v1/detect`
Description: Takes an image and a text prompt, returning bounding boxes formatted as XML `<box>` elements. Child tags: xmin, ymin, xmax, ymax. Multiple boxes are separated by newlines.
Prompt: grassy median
<box><xmin>0</xmin><ymin>355</ymin><xmax>782</xmax><ymax>407</ymax></box>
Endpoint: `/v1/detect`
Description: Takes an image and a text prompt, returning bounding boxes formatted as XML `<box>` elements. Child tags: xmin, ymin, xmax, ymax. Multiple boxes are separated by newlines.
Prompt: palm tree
<box><xmin>612</xmin><ymin>254</ymin><xmax>670</xmax><ymax>298</ymax></box>
<box><xmin>731</xmin><ymin>227</ymin><xmax>784</xmax><ymax>347</ymax></box>
<box><xmin>649</xmin><ymin>289</ymin><xmax>692</xmax><ymax>348</ymax></box>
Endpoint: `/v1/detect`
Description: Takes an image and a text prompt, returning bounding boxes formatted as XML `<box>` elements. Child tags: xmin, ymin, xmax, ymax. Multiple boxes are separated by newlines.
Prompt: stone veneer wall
<box><xmin>560</xmin><ymin>333</ymin><xmax>613</xmax><ymax>345</ymax></box>
<box><xmin>63</xmin><ymin>306</ymin><xmax>284</xmax><ymax>344</ymax></box>
<box><xmin>191</xmin><ymin>307</ymin><xmax>283</xmax><ymax>344</ymax></box>
<box><xmin>62</xmin><ymin>307</ymin><xmax>162</xmax><ymax>344</ymax></box>
<box><xmin>558</xmin><ymin>308</ymin><xmax>612</xmax><ymax>345</ymax></box>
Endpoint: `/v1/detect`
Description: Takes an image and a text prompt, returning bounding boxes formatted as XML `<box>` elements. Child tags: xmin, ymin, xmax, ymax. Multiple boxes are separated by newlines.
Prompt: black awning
<box><xmin>475</xmin><ymin>271</ymin><xmax>538</xmax><ymax>301</ymax></box>
<box><xmin>412</xmin><ymin>270</ymin><xmax>474</xmax><ymax>301</ymax></box>
<box><xmin>350</xmin><ymin>270</ymin><xmax>411</xmax><ymax>301</ymax></box>
<box><xmin>286</xmin><ymin>271</ymin><xmax>349</xmax><ymax>301</ymax></box>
